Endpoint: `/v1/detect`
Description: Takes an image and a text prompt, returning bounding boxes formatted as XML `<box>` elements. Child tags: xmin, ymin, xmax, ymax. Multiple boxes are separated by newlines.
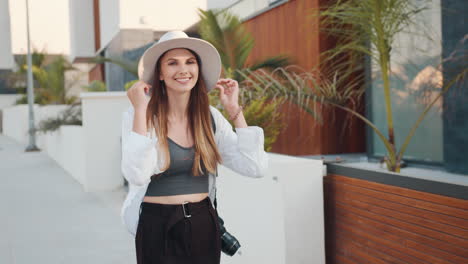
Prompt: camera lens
<box><xmin>218</xmin><ymin>216</ymin><xmax>241</xmax><ymax>256</ymax></box>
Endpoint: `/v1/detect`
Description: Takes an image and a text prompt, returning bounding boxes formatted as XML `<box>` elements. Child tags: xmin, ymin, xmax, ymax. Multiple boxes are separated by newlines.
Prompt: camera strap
<box><xmin>214</xmin><ymin>168</ymin><xmax>218</xmax><ymax>210</ymax></box>
<box><xmin>214</xmin><ymin>187</ymin><xmax>218</xmax><ymax>210</ymax></box>
<box><xmin>210</xmin><ymin>110</ymin><xmax>218</xmax><ymax>211</ymax></box>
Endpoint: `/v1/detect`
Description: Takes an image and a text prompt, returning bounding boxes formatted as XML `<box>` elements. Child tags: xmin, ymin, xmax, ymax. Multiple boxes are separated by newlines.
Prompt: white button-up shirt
<box><xmin>120</xmin><ymin>105</ymin><xmax>269</xmax><ymax>236</ymax></box>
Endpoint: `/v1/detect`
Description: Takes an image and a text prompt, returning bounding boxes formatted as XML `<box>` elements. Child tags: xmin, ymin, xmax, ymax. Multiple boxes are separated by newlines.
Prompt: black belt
<box><xmin>140</xmin><ymin>197</ymin><xmax>218</xmax><ymax>256</ymax></box>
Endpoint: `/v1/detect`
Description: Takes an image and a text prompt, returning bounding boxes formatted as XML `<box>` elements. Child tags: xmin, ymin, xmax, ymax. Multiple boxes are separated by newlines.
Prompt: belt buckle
<box><xmin>182</xmin><ymin>201</ymin><xmax>191</xmax><ymax>218</ymax></box>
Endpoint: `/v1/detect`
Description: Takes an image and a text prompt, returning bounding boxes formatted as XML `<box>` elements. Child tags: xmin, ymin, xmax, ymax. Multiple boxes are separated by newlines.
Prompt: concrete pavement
<box><xmin>0</xmin><ymin>134</ymin><xmax>136</xmax><ymax>264</ymax></box>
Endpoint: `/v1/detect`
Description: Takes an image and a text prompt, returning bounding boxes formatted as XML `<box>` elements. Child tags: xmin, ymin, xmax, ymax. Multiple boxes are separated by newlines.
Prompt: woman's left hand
<box><xmin>214</xmin><ymin>78</ymin><xmax>240</xmax><ymax>114</ymax></box>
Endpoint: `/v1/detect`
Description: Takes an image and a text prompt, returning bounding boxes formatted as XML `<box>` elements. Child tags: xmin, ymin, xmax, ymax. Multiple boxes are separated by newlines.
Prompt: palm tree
<box><xmin>33</xmin><ymin>56</ymin><xmax>78</xmax><ymax>104</ymax></box>
<box><xmin>9</xmin><ymin>48</ymin><xmax>46</xmax><ymax>93</ymax></box>
<box><xmin>313</xmin><ymin>0</ymin><xmax>436</xmax><ymax>172</ymax></box>
<box><xmin>197</xmin><ymin>9</ymin><xmax>289</xmax><ymax>151</ymax></box>
<box><xmin>15</xmin><ymin>51</ymin><xmax>79</xmax><ymax>105</ymax></box>
<box><xmin>91</xmin><ymin>55</ymin><xmax>138</xmax><ymax>77</ymax></box>
<box><xmin>197</xmin><ymin>9</ymin><xmax>290</xmax><ymax>81</ymax></box>
<box><xmin>238</xmin><ymin>0</ymin><xmax>467</xmax><ymax>172</ymax></box>
<box><xmin>91</xmin><ymin>55</ymin><xmax>140</xmax><ymax>91</ymax></box>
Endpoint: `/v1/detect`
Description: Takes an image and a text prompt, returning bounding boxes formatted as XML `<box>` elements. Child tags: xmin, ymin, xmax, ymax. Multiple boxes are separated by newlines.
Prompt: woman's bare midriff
<box><xmin>143</xmin><ymin>127</ymin><xmax>209</xmax><ymax>205</ymax></box>
<box><xmin>143</xmin><ymin>192</ymin><xmax>209</xmax><ymax>204</ymax></box>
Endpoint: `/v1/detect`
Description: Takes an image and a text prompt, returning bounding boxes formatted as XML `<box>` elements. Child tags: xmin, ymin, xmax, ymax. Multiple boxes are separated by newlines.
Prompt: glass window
<box><xmin>369</xmin><ymin>0</ymin><xmax>443</xmax><ymax>163</ymax></box>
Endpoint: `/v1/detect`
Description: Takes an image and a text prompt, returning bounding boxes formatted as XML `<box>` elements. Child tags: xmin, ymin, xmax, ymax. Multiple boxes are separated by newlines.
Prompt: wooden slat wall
<box><xmin>242</xmin><ymin>0</ymin><xmax>366</xmax><ymax>155</ymax></box>
<box><xmin>324</xmin><ymin>174</ymin><xmax>468</xmax><ymax>264</ymax></box>
<box><xmin>243</xmin><ymin>0</ymin><xmax>320</xmax><ymax>71</ymax></box>
<box><xmin>89</xmin><ymin>64</ymin><xmax>104</xmax><ymax>82</ymax></box>
<box><xmin>93</xmin><ymin>0</ymin><xmax>101</xmax><ymax>52</ymax></box>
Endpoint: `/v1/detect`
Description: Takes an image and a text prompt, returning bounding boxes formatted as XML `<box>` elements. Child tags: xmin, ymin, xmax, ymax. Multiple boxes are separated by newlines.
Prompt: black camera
<box><xmin>218</xmin><ymin>216</ymin><xmax>241</xmax><ymax>256</ymax></box>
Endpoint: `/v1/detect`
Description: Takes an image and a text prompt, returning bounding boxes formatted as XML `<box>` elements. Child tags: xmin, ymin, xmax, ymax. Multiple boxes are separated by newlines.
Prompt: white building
<box><xmin>0</xmin><ymin>0</ymin><xmax>14</xmax><ymax>70</ymax></box>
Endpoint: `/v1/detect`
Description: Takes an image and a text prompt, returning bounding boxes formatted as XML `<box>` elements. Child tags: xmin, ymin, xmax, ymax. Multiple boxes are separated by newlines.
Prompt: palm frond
<box><xmin>249</xmin><ymin>55</ymin><xmax>291</xmax><ymax>72</ymax></box>
<box><xmin>198</xmin><ymin>9</ymin><xmax>291</xmax><ymax>77</ymax></box>
<box><xmin>198</xmin><ymin>9</ymin><xmax>230</xmax><ymax>71</ymax></box>
<box><xmin>92</xmin><ymin>56</ymin><xmax>138</xmax><ymax>77</ymax></box>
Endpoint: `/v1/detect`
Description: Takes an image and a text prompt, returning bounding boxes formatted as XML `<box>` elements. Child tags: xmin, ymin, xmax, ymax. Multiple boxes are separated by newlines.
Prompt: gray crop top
<box><xmin>144</xmin><ymin>114</ymin><xmax>215</xmax><ymax>197</ymax></box>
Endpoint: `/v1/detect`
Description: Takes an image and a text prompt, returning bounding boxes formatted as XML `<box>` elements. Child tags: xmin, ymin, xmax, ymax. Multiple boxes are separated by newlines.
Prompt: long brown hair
<box><xmin>145</xmin><ymin>48</ymin><xmax>222</xmax><ymax>176</ymax></box>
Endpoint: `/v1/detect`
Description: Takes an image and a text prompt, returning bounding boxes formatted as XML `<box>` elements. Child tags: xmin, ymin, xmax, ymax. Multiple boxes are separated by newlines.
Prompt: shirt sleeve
<box><xmin>121</xmin><ymin>106</ymin><xmax>159</xmax><ymax>186</ymax></box>
<box><xmin>210</xmin><ymin>106</ymin><xmax>269</xmax><ymax>178</ymax></box>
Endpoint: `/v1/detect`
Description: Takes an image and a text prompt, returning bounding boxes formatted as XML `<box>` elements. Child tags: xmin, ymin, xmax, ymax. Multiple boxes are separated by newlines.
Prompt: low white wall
<box><xmin>217</xmin><ymin>155</ymin><xmax>325</xmax><ymax>264</ymax></box>
<box><xmin>2</xmin><ymin>104</ymin><xmax>68</xmax><ymax>144</ymax></box>
<box><xmin>2</xmin><ymin>104</ymin><xmax>29</xmax><ymax>141</ymax></box>
<box><xmin>0</xmin><ymin>94</ymin><xmax>22</xmax><ymax>133</ymax></box>
<box><xmin>80</xmin><ymin>91</ymin><xmax>130</xmax><ymax>192</ymax></box>
<box><xmin>2</xmin><ymin>103</ymin><xmax>86</xmax><ymax>185</ymax></box>
<box><xmin>42</xmin><ymin>125</ymin><xmax>86</xmax><ymax>185</ymax></box>
<box><xmin>0</xmin><ymin>94</ymin><xmax>22</xmax><ymax>109</ymax></box>
<box><xmin>1</xmin><ymin>93</ymin><xmax>131</xmax><ymax>192</ymax></box>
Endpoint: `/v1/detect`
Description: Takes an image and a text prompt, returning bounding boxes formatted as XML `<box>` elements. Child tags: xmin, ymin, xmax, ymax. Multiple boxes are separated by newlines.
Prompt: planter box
<box><xmin>217</xmin><ymin>154</ymin><xmax>325</xmax><ymax>264</ymax></box>
<box><xmin>323</xmin><ymin>164</ymin><xmax>467</xmax><ymax>264</ymax></box>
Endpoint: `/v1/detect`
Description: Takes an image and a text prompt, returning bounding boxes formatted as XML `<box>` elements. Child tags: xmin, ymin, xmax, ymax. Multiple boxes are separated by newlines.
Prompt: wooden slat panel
<box><xmin>336</xmin><ymin>232</ymin><xmax>422</xmax><ymax>264</ymax></box>
<box><xmin>329</xmin><ymin>180</ymin><xmax>468</xmax><ymax>229</ymax></box>
<box><xmin>335</xmin><ymin>240</ymin><xmax>378</xmax><ymax>264</ymax></box>
<box><xmin>336</xmin><ymin>218</ymin><xmax>456</xmax><ymax>264</ymax></box>
<box><xmin>324</xmin><ymin>174</ymin><xmax>468</xmax><ymax>264</ymax></box>
<box><xmin>243</xmin><ymin>0</ymin><xmax>319</xmax><ymax>70</ymax></box>
<box><xmin>329</xmin><ymin>184</ymin><xmax>468</xmax><ymax>239</ymax></box>
<box><xmin>327</xmin><ymin>174</ymin><xmax>468</xmax><ymax>210</ymax></box>
<box><xmin>331</xmin><ymin>203</ymin><xmax>468</xmax><ymax>259</ymax></box>
<box><xmin>337</xmin><ymin>239</ymin><xmax>385</xmax><ymax>264</ymax></box>
<box><xmin>335</xmin><ymin>212</ymin><xmax>467</xmax><ymax>263</ymax></box>
<box><xmin>325</xmin><ymin>177</ymin><xmax>468</xmax><ymax>219</ymax></box>
<box><xmin>335</xmin><ymin>253</ymin><xmax>361</xmax><ymax>264</ymax></box>
<box><xmin>337</xmin><ymin>232</ymin><xmax>416</xmax><ymax>264</ymax></box>
<box><xmin>333</xmin><ymin>195</ymin><xmax>467</xmax><ymax>252</ymax></box>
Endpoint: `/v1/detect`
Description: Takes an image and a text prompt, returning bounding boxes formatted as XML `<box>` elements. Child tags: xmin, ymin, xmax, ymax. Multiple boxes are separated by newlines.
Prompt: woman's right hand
<box><xmin>127</xmin><ymin>80</ymin><xmax>152</xmax><ymax>111</ymax></box>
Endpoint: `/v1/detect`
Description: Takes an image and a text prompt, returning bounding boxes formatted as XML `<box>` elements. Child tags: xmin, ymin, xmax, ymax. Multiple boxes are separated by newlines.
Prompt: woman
<box><xmin>120</xmin><ymin>31</ymin><xmax>268</xmax><ymax>264</ymax></box>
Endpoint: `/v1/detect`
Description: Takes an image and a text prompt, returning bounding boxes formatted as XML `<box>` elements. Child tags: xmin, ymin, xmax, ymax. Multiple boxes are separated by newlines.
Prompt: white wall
<box><xmin>0</xmin><ymin>94</ymin><xmax>21</xmax><ymax>133</ymax></box>
<box><xmin>207</xmin><ymin>0</ymin><xmax>237</xmax><ymax>10</ymax></box>
<box><xmin>0</xmin><ymin>0</ymin><xmax>14</xmax><ymax>69</ymax></box>
<box><xmin>0</xmin><ymin>94</ymin><xmax>22</xmax><ymax>110</ymax></box>
<box><xmin>227</xmin><ymin>0</ymin><xmax>272</xmax><ymax>20</ymax></box>
<box><xmin>8</xmin><ymin>0</ymin><xmax>71</xmax><ymax>55</ymax></box>
<box><xmin>2</xmin><ymin>104</ymin><xmax>68</xmax><ymax>144</ymax></box>
<box><xmin>41</xmin><ymin>125</ymin><xmax>86</xmax><ymax>185</ymax></box>
<box><xmin>2</xmin><ymin>104</ymin><xmax>87</xmax><ymax>186</ymax></box>
<box><xmin>99</xmin><ymin>0</ymin><xmax>121</xmax><ymax>52</ymax></box>
<box><xmin>217</xmin><ymin>154</ymin><xmax>325</xmax><ymax>264</ymax></box>
<box><xmin>99</xmin><ymin>0</ymin><xmax>208</xmax><ymax>49</ymax></box>
<box><xmin>80</xmin><ymin>91</ymin><xmax>130</xmax><ymax>191</ymax></box>
<box><xmin>119</xmin><ymin>0</ymin><xmax>207</xmax><ymax>31</ymax></box>
<box><xmin>217</xmin><ymin>162</ymin><xmax>286</xmax><ymax>263</ymax></box>
<box><xmin>69</xmin><ymin>0</ymin><xmax>95</xmax><ymax>61</ymax></box>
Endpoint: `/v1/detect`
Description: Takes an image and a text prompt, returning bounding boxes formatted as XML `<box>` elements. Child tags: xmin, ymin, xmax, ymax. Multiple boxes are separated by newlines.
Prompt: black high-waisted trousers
<box><xmin>135</xmin><ymin>196</ymin><xmax>221</xmax><ymax>264</ymax></box>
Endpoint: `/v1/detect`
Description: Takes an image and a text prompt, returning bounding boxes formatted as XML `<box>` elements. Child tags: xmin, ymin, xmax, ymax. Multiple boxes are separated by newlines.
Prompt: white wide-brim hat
<box><xmin>138</xmin><ymin>31</ymin><xmax>222</xmax><ymax>92</ymax></box>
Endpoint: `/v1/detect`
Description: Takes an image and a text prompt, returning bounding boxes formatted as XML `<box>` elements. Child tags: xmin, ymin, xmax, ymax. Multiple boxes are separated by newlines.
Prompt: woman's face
<box><xmin>158</xmin><ymin>48</ymin><xmax>199</xmax><ymax>94</ymax></box>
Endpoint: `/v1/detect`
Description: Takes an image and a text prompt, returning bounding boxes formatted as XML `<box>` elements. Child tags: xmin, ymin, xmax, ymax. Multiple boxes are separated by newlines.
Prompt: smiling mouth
<box><xmin>174</xmin><ymin>77</ymin><xmax>192</xmax><ymax>84</ymax></box>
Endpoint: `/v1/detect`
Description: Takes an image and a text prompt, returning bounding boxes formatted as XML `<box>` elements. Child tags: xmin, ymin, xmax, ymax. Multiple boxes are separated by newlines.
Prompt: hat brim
<box><xmin>138</xmin><ymin>38</ymin><xmax>221</xmax><ymax>92</ymax></box>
